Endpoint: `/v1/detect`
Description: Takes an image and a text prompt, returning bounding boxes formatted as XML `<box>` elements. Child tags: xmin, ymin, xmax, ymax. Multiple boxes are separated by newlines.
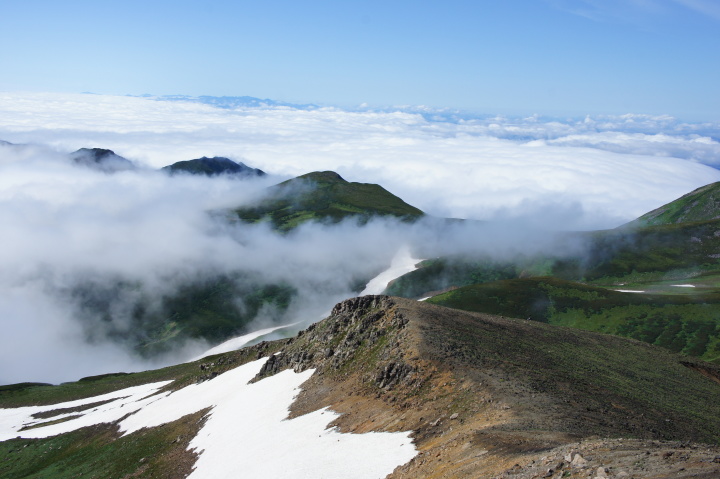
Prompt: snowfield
<box><xmin>360</xmin><ymin>245</ymin><xmax>422</xmax><ymax>296</ymax></box>
<box><xmin>192</xmin><ymin>323</ymin><xmax>299</xmax><ymax>361</ymax></box>
<box><xmin>0</xmin><ymin>358</ymin><xmax>417</xmax><ymax>478</ymax></box>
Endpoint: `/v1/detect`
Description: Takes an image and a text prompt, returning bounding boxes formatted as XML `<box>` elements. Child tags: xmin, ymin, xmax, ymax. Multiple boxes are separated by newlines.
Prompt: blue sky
<box><xmin>1</xmin><ymin>0</ymin><xmax>719</xmax><ymax>120</ymax></box>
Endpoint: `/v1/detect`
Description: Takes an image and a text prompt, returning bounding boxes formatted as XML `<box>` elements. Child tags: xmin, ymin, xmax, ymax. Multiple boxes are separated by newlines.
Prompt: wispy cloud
<box><xmin>546</xmin><ymin>0</ymin><xmax>667</xmax><ymax>23</ymax></box>
<box><xmin>549</xmin><ymin>0</ymin><xmax>720</xmax><ymax>23</ymax></box>
<box><xmin>672</xmin><ymin>0</ymin><xmax>720</xmax><ymax>20</ymax></box>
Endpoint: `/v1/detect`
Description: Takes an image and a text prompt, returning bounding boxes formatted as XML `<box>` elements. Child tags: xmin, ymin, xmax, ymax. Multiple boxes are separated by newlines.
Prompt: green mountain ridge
<box><xmin>70</xmin><ymin>148</ymin><xmax>136</xmax><ymax>173</ymax></box>
<box><xmin>386</xmin><ymin>181</ymin><xmax>720</xmax><ymax>363</ymax></box>
<box><xmin>626</xmin><ymin>181</ymin><xmax>720</xmax><ymax>227</ymax></box>
<box><xmin>233</xmin><ymin>170</ymin><xmax>424</xmax><ymax>231</ymax></box>
<box><xmin>161</xmin><ymin>156</ymin><xmax>266</xmax><ymax>177</ymax></box>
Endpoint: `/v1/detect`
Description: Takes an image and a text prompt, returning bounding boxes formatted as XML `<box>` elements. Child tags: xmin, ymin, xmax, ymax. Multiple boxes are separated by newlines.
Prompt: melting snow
<box><xmin>361</xmin><ymin>245</ymin><xmax>422</xmax><ymax>296</ymax></box>
<box><xmin>192</xmin><ymin>245</ymin><xmax>423</xmax><ymax>363</ymax></box>
<box><xmin>613</xmin><ymin>289</ymin><xmax>645</xmax><ymax>293</ymax></box>
<box><xmin>671</xmin><ymin>284</ymin><xmax>696</xmax><ymax>288</ymax></box>
<box><xmin>0</xmin><ymin>359</ymin><xmax>417</xmax><ymax>478</ymax></box>
<box><xmin>192</xmin><ymin>322</ymin><xmax>299</xmax><ymax>361</ymax></box>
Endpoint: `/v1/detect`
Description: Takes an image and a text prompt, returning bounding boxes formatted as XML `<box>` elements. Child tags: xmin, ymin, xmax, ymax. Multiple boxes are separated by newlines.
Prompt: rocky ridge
<box><xmin>241</xmin><ymin>295</ymin><xmax>720</xmax><ymax>478</ymax></box>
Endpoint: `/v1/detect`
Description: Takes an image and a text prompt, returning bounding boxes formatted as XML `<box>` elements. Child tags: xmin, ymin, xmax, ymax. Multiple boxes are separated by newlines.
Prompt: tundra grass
<box><xmin>0</xmin><ymin>409</ymin><xmax>208</xmax><ymax>479</ymax></box>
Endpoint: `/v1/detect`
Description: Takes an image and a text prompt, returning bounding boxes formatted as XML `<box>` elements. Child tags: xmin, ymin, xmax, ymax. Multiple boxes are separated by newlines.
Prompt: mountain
<box><xmin>1</xmin><ymin>297</ymin><xmax>719</xmax><ymax>478</ymax></box>
<box><xmin>384</xmin><ymin>182</ymin><xmax>720</xmax><ymax>362</ymax></box>
<box><xmin>627</xmin><ymin>181</ymin><xmax>720</xmax><ymax>227</ymax></box>
<box><xmin>70</xmin><ymin>148</ymin><xmax>135</xmax><ymax>173</ymax></box>
<box><xmin>233</xmin><ymin>171</ymin><xmax>424</xmax><ymax>231</ymax></box>
<box><xmin>65</xmin><ymin>273</ymin><xmax>295</xmax><ymax>358</ymax></box>
<box><xmin>161</xmin><ymin>156</ymin><xmax>266</xmax><ymax>177</ymax></box>
<box><xmin>154</xmin><ymin>94</ymin><xmax>320</xmax><ymax>110</ymax></box>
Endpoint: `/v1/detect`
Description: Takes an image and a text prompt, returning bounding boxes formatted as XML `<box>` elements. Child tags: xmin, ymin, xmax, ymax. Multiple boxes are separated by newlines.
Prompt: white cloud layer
<box><xmin>1</xmin><ymin>92</ymin><xmax>718</xmax><ymax>228</ymax></box>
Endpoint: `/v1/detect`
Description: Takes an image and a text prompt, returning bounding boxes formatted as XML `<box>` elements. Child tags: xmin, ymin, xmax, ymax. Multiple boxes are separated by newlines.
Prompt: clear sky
<box><xmin>1</xmin><ymin>0</ymin><xmax>719</xmax><ymax>120</ymax></box>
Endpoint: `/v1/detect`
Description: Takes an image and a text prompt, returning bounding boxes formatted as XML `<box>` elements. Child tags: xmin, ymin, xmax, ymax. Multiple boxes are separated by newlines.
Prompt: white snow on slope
<box><xmin>0</xmin><ymin>359</ymin><xmax>417</xmax><ymax>478</ymax></box>
<box><xmin>361</xmin><ymin>245</ymin><xmax>422</xmax><ymax>296</ymax></box>
<box><xmin>192</xmin><ymin>323</ymin><xmax>298</xmax><ymax>361</ymax></box>
<box><xmin>0</xmin><ymin>380</ymin><xmax>172</xmax><ymax>442</ymax></box>
<box><xmin>672</xmin><ymin>284</ymin><xmax>696</xmax><ymax>288</ymax></box>
<box><xmin>613</xmin><ymin>289</ymin><xmax>645</xmax><ymax>293</ymax></box>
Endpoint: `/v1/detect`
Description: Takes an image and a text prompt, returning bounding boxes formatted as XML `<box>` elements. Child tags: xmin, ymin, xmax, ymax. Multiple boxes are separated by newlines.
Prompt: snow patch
<box><xmin>361</xmin><ymin>245</ymin><xmax>422</xmax><ymax>296</ymax></box>
<box><xmin>671</xmin><ymin>284</ymin><xmax>696</xmax><ymax>288</ymax></box>
<box><xmin>191</xmin><ymin>322</ymin><xmax>298</xmax><ymax>361</ymax></box>
<box><xmin>0</xmin><ymin>380</ymin><xmax>172</xmax><ymax>441</ymax></box>
<box><xmin>0</xmin><ymin>359</ymin><xmax>417</xmax><ymax>478</ymax></box>
<box><xmin>613</xmin><ymin>289</ymin><xmax>646</xmax><ymax>293</ymax></box>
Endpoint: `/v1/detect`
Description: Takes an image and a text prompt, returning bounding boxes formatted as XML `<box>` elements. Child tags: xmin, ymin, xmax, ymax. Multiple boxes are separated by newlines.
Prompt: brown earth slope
<box><xmin>257</xmin><ymin>296</ymin><xmax>720</xmax><ymax>478</ymax></box>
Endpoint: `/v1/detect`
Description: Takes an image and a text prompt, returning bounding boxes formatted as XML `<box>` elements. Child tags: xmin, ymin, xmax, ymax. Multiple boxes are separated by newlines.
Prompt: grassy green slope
<box><xmin>387</xmin><ymin>219</ymin><xmax>720</xmax><ymax>299</ymax></box>
<box><xmin>563</xmin><ymin>219</ymin><xmax>720</xmax><ymax>283</ymax></box>
<box><xmin>234</xmin><ymin>171</ymin><xmax>424</xmax><ymax>231</ymax></box>
<box><xmin>384</xmin><ymin>257</ymin><xmax>522</xmax><ymax>298</ymax></box>
<box><xmin>427</xmin><ymin>277</ymin><xmax>720</xmax><ymax>364</ymax></box>
<box><xmin>627</xmin><ymin>181</ymin><xmax>720</xmax><ymax>227</ymax></box>
<box><xmin>68</xmin><ymin>275</ymin><xmax>294</xmax><ymax>358</ymax></box>
<box><xmin>161</xmin><ymin>156</ymin><xmax>265</xmax><ymax>177</ymax></box>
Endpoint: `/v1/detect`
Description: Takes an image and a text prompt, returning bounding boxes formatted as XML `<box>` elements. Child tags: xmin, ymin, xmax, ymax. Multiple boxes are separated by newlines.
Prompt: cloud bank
<box><xmin>1</xmin><ymin>92</ymin><xmax>718</xmax><ymax>229</ymax></box>
<box><xmin>0</xmin><ymin>92</ymin><xmax>719</xmax><ymax>384</ymax></box>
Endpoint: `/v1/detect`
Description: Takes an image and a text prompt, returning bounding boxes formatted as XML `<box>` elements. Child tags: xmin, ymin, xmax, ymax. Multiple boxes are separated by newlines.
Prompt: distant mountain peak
<box><xmin>162</xmin><ymin>156</ymin><xmax>266</xmax><ymax>178</ymax></box>
<box><xmin>292</xmin><ymin>171</ymin><xmax>345</xmax><ymax>183</ymax></box>
<box><xmin>234</xmin><ymin>170</ymin><xmax>424</xmax><ymax>230</ymax></box>
<box><xmin>70</xmin><ymin>148</ymin><xmax>135</xmax><ymax>173</ymax></box>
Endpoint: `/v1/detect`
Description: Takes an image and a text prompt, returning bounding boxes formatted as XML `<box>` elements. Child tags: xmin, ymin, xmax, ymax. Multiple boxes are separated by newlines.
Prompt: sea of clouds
<box><xmin>0</xmin><ymin>91</ymin><xmax>719</xmax><ymax>384</ymax></box>
<box><xmin>2</xmin><ymin>92</ymin><xmax>719</xmax><ymax>228</ymax></box>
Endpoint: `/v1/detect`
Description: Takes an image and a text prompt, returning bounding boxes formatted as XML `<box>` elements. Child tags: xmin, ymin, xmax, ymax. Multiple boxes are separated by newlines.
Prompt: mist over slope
<box><xmin>0</xmin><ymin>141</ymin><xmax>592</xmax><ymax>385</ymax></box>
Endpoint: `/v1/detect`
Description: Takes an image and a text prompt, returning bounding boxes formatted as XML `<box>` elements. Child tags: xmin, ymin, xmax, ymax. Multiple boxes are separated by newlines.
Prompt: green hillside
<box><xmin>69</xmin><ymin>274</ymin><xmax>294</xmax><ymax>357</ymax></box>
<box><xmin>387</xmin><ymin>218</ymin><xmax>720</xmax><ymax>299</ymax></box>
<box><xmin>233</xmin><ymin>171</ymin><xmax>424</xmax><ymax>231</ymax></box>
<box><xmin>426</xmin><ymin>277</ymin><xmax>720</xmax><ymax>364</ymax></box>
<box><xmin>161</xmin><ymin>156</ymin><xmax>266</xmax><ymax>177</ymax></box>
<box><xmin>627</xmin><ymin>181</ymin><xmax>720</xmax><ymax>227</ymax></box>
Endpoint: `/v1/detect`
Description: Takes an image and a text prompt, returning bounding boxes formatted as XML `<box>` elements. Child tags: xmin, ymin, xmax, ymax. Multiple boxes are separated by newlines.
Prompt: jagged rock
<box><xmin>375</xmin><ymin>361</ymin><xmax>414</xmax><ymax>389</ymax></box>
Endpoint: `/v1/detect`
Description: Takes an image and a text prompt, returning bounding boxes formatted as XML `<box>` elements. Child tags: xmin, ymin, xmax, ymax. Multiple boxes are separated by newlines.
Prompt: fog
<box><xmin>1</xmin><ymin>92</ymin><xmax>719</xmax><ymax>384</ymax></box>
<box><xmin>0</xmin><ymin>141</ymin><xmax>591</xmax><ymax>384</ymax></box>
